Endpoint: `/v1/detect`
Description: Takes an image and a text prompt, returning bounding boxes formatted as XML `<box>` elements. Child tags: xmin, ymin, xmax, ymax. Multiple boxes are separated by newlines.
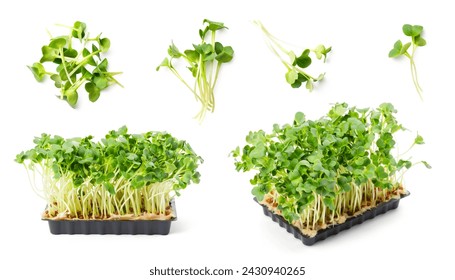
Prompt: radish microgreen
<box><xmin>16</xmin><ymin>127</ymin><xmax>203</xmax><ymax>219</ymax></box>
<box><xmin>389</xmin><ymin>24</ymin><xmax>426</xmax><ymax>100</ymax></box>
<box><xmin>254</xmin><ymin>20</ymin><xmax>331</xmax><ymax>91</ymax></box>
<box><xmin>157</xmin><ymin>19</ymin><xmax>234</xmax><ymax>122</ymax></box>
<box><xmin>232</xmin><ymin>103</ymin><xmax>429</xmax><ymax>234</ymax></box>
<box><xmin>28</xmin><ymin>21</ymin><xmax>123</xmax><ymax>108</ymax></box>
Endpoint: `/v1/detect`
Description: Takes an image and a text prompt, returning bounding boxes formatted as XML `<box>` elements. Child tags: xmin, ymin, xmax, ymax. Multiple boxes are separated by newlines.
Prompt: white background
<box><xmin>0</xmin><ymin>0</ymin><xmax>452</xmax><ymax>279</ymax></box>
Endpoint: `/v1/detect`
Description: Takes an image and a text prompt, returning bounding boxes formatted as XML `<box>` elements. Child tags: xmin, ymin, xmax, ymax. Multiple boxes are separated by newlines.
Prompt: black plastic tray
<box><xmin>45</xmin><ymin>200</ymin><xmax>177</xmax><ymax>235</ymax></box>
<box><xmin>255</xmin><ymin>192</ymin><xmax>409</xmax><ymax>246</ymax></box>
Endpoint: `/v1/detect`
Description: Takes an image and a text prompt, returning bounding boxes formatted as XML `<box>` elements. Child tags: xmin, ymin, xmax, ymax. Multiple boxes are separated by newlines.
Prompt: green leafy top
<box><xmin>28</xmin><ymin>21</ymin><xmax>122</xmax><ymax>108</ymax></box>
<box><xmin>16</xmin><ymin>126</ymin><xmax>203</xmax><ymax>193</ymax></box>
<box><xmin>157</xmin><ymin>19</ymin><xmax>234</xmax><ymax>122</ymax></box>
<box><xmin>389</xmin><ymin>24</ymin><xmax>426</xmax><ymax>100</ymax></box>
<box><xmin>254</xmin><ymin>20</ymin><xmax>331</xmax><ymax>91</ymax></box>
<box><xmin>232</xmin><ymin>103</ymin><xmax>429</xmax><ymax>224</ymax></box>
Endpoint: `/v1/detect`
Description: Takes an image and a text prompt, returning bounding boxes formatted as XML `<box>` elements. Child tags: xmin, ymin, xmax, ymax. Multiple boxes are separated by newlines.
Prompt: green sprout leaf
<box><xmin>72</xmin><ymin>21</ymin><xmax>87</xmax><ymax>40</ymax></box>
<box><xmin>168</xmin><ymin>42</ymin><xmax>182</xmax><ymax>58</ymax></box>
<box><xmin>65</xmin><ymin>89</ymin><xmax>78</xmax><ymax>107</ymax></box>
<box><xmin>285</xmin><ymin>69</ymin><xmax>298</xmax><ymax>84</ymax></box>
<box><xmin>215</xmin><ymin>46</ymin><xmax>234</xmax><ymax>63</ymax></box>
<box><xmin>64</xmin><ymin>48</ymin><xmax>78</xmax><ymax>58</ymax></box>
<box><xmin>402</xmin><ymin>24</ymin><xmax>423</xmax><ymax>37</ymax></box>
<box><xmin>421</xmin><ymin>161</ymin><xmax>432</xmax><ymax>169</ymax></box>
<box><xmin>249</xmin><ymin>143</ymin><xmax>266</xmax><ymax>159</ymax></box>
<box><xmin>294</xmin><ymin>49</ymin><xmax>312</xmax><ymax>68</ymax></box>
<box><xmin>184</xmin><ymin>50</ymin><xmax>199</xmax><ymax>63</ymax></box>
<box><xmin>82</xmin><ymin>48</ymin><xmax>97</xmax><ymax>66</ymax></box>
<box><xmin>156</xmin><ymin>57</ymin><xmax>170</xmax><ymax>71</ymax></box>
<box><xmin>290</xmin><ymin>73</ymin><xmax>309</xmax><ymax>88</ymax></box>
<box><xmin>388</xmin><ymin>40</ymin><xmax>402</xmax><ymax>58</ymax></box>
<box><xmin>50</xmin><ymin>74</ymin><xmax>62</xmax><ymax>88</ymax></box>
<box><xmin>85</xmin><ymin>82</ymin><xmax>101</xmax><ymax>102</ymax></box>
<box><xmin>414</xmin><ymin>134</ymin><xmax>425</xmax><ymax>145</ymax></box>
<box><xmin>414</xmin><ymin>35</ymin><xmax>426</xmax><ymax>47</ymax></box>
<box><xmin>100</xmin><ymin>38</ymin><xmax>111</xmax><ymax>52</ymax></box>
<box><xmin>305</xmin><ymin>80</ymin><xmax>314</xmax><ymax>91</ymax></box>
<box><xmin>28</xmin><ymin>62</ymin><xmax>46</xmax><ymax>82</ymax></box>
<box><xmin>40</xmin><ymin>46</ymin><xmax>59</xmax><ymax>63</ymax></box>
<box><xmin>49</xmin><ymin>37</ymin><xmax>67</xmax><ymax>49</ymax></box>
<box><xmin>401</xmin><ymin>42</ymin><xmax>411</xmax><ymax>54</ymax></box>
<box><xmin>93</xmin><ymin>76</ymin><xmax>108</xmax><ymax>90</ymax></box>
<box><xmin>203</xmin><ymin>19</ymin><xmax>227</xmax><ymax>31</ymax></box>
<box><xmin>104</xmin><ymin>183</ymin><xmax>116</xmax><ymax>195</ymax></box>
<box><xmin>252</xmin><ymin>186</ymin><xmax>267</xmax><ymax>201</ymax></box>
<box><xmin>313</xmin><ymin>44</ymin><xmax>332</xmax><ymax>62</ymax></box>
<box><xmin>294</xmin><ymin>112</ymin><xmax>305</xmax><ymax>125</ymax></box>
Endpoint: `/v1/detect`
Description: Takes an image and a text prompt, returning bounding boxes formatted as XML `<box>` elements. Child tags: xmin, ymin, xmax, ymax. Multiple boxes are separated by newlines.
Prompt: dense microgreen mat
<box><xmin>28</xmin><ymin>21</ymin><xmax>122</xmax><ymax>107</ymax></box>
<box><xmin>16</xmin><ymin>127</ymin><xmax>202</xmax><ymax>219</ymax></box>
<box><xmin>232</xmin><ymin>103</ymin><xmax>429</xmax><ymax>234</ymax></box>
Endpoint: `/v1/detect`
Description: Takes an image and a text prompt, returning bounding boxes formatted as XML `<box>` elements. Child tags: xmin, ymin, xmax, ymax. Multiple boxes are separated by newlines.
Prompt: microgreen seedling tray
<box><xmin>44</xmin><ymin>200</ymin><xmax>177</xmax><ymax>235</ymax></box>
<box><xmin>255</xmin><ymin>192</ymin><xmax>409</xmax><ymax>246</ymax></box>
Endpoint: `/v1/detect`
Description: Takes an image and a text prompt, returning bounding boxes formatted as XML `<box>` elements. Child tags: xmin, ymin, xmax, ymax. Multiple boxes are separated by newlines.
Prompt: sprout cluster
<box><xmin>16</xmin><ymin>126</ymin><xmax>203</xmax><ymax>220</ymax></box>
<box><xmin>233</xmin><ymin>103</ymin><xmax>429</xmax><ymax>235</ymax></box>
<box><xmin>157</xmin><ymin>19</ymin><xmax>234</xmax><ymax>122</ymax></box>
<box><xmin>28</xmin><ymin>21</ymin><xmax>122</xmax><ymax>107</ymax></box>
